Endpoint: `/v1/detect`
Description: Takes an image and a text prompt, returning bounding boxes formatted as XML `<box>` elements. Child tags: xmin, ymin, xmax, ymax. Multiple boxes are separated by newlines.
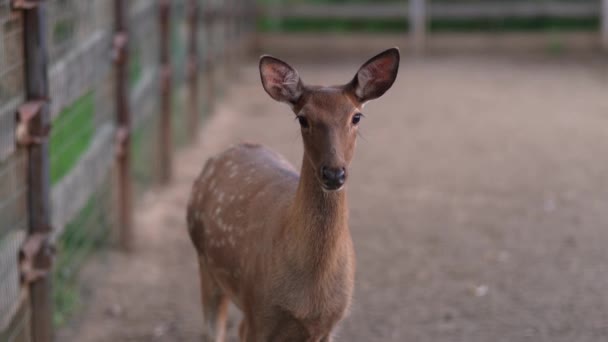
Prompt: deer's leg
<box><xmin>255</xmin><ymin>311</ymin><xmax>309</xmax><ymax>342</ymax></box>
<box><xmin>198</xmin><ymin>259</ymin><xmax>229</xmax><ymax>342</ymax></box>
<box><xmin>320</xmin><ymin>334</ymin><xmax>333</xmax><ymax>342</ymax></box>
<box><xmin>238</xmin><ymin>318</ymin><xmax>248</xmax><ymax>341</ymax></box>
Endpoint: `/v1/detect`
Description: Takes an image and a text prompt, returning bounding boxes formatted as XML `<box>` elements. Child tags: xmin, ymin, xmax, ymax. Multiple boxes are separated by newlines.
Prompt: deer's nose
<box><xmin>321</xmin><ymin>166</ymin><xmax>346</xmax><ymax>190</ymax></box>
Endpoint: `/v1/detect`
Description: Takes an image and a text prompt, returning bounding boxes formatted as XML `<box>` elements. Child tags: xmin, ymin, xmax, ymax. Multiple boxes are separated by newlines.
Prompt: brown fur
<box><xmin>187</xmin><ymin>49</ymin><xmax>399</xmax><ymax>342</ymax></box>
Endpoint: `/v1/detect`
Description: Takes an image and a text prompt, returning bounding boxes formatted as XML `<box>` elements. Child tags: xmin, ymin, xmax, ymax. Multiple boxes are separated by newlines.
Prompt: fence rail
<box><xmin>263</xmin><ymin>1</ymin><xmax>600</xmax><ymax>20</ymax></box>
<box><xmin>0</xmin><ymin>0</ymin><xmax>255</xmax><ymax>341</ymax></box>
<box><xmin>260</xmin><ymin>0</ymin><xmax>608</xmax><ymax>50</ymax></box>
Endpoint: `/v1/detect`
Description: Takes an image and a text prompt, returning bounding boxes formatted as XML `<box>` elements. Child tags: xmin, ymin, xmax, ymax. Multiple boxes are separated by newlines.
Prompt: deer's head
<box><xmin>260</xmin><ymin>48</ymin><xmax>399</xmax><ymax>192</ymax></box>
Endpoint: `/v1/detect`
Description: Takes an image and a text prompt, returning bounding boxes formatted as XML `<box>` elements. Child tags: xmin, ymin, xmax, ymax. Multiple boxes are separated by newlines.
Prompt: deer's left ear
<box><xmin>348</xmin><ymin>48</ymin><xmax>400</xmax><ymax>104</ymax></box>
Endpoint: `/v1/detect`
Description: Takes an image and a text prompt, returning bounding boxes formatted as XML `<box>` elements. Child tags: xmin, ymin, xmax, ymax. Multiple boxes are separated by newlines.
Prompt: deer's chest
<box><xmin>272</xmin><ymin>252</ymin><xmax>354</xmax><ymax>325</ymax></box>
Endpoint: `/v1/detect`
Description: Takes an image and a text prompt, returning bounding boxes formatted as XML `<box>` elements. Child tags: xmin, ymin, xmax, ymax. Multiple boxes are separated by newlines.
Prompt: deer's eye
<box><xmin>352</xmin><ymin>113</ymin><xmax>363</xmax><ymax>125</ymax></box>
<box><xmin>297</xmin><ymin>116</ymin><xmax>309</xmax><ymax>129</ymax></box>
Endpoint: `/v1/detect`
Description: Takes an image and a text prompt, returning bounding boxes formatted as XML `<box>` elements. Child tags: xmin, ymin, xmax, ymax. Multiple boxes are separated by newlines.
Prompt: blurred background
<box><xmin>1</xmin><ymin>0</ymin><xmax>607</xmax><ymax>341</ymax></box>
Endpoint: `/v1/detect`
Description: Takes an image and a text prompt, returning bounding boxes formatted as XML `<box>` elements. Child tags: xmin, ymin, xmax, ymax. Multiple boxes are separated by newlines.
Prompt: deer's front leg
<box><xmin>238</xmin><ymin>318</ymin><xmax>248</xmax><ymax>342</ymax></box>
<box><xmin>321</xmin><ymin>333</ymin><xmax>334</xmax><ymax>342</ymax></box>
<box><xmin>320</xmin><ymin>334</ymin><xmax>333</xmax><ymax>342</ymax></box>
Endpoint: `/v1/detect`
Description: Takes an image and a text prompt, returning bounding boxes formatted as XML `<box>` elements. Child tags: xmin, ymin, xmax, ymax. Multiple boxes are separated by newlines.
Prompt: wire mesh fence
<box><xmin>0</xmin><ymin>3</ymin><xmax>29</xmax><ymax>341</ymax></box>
<box><xmin>129</xmin><ymin>1</ymin><xmax>162</xmax><ymax>196</ymax></box>
<box><xmin>0</xmin><ymin>0</ymin><xmax>255</xmax><ymax>340</ymax></box>
<box><xmin>0</xmin><ymin>151</ymin><xmax>29</xmax><ymax>341</ymax></box>
<box><xmin>171</xmin><ymin>0</ymin><xmax>190</xmax><ymax>149</ymax></box>
<box><xmin>42</xmin><ymin>0</ymin><xmax>116</xmax><ymax>332</ymax></box>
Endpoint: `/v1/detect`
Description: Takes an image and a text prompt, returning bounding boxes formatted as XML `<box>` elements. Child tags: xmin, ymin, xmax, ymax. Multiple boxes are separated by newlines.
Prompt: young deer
<box><xmin>187</xmin><ymin>48</ymin><xmax>400</xmax><ymax>341</ymax></box>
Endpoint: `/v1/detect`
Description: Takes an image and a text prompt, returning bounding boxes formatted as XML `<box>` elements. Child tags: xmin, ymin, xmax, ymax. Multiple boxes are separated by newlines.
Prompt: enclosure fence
<box><xmin>0</xmin><ymin>0</ymin><xmax>255</xmax><ymax>341</ymax></box>
<box><xmin>261</xmin><ymin>0</ymin><xmax>608</xmax><ymax>50</ymax></box>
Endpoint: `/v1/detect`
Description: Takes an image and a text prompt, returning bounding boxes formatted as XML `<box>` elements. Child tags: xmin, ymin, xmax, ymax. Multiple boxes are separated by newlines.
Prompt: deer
<box><xmin>187</xmin><ymin>48</ymin><xmax>400</xmax><ymax>342</ymax></box>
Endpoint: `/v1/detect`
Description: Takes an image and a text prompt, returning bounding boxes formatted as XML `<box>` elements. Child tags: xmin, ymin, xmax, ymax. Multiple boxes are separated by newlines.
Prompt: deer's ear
<box><xmin>349</xmin><ymin>48</ymin><xmax>400</xmax><ymax>104</ymax></box>
<box><xmin>259</xmin><ymin>55</ymin><xmax>303</xmax><ymax>105</ymax></box>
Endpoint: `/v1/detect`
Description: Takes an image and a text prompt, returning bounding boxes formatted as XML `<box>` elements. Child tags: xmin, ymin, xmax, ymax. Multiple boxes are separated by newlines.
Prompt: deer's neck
<box><xmin>287</xmin><ymin>153</ymin><xmax>350</xmax><ymax>275</ymax></box>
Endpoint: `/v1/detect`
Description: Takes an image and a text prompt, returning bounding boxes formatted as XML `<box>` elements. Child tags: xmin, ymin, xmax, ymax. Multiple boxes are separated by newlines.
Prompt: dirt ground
<box><xmin>58</xmin><ymin>53</ymin><xmax>608</xmax><ymax>342</ymax></box>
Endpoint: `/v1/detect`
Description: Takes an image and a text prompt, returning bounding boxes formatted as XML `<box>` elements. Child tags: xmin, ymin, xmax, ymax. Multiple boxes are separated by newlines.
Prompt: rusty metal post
<box><xmin>21</xmin><ymin>2</ymin><xmax>54</xmax><ymax>341</ymax></box>
<box><xmin>187</xmin><ymin>0</ymin><xmax>199</xmax><ymax>141</ymax></box>
<box><xmin>113</xmin><ymin>0</ymin><xmax>133</xmax><ymax>251</ymax></box>
<box><xmin>159</xmin><ymin>0</ymin><xmax>172</xmax><ymax>183</ymax></box>
<box><xmin>217</xmin><ymin>1</ymin><xmax>228</xmax><ymax>91</ymax></box>
<box><xmin>246</xmin><ymin>0</ymin><xmax>255</xmax><ymax>56</ymax></box>
<box><xmin>203</xmin><ymin>1</ymin><xmax>216</xmax><ymax>115</ymax></box>
<box><xmin>227</xmin><ymin>0</ymin><xmax>237</xmax><ymax>69</ymax></box>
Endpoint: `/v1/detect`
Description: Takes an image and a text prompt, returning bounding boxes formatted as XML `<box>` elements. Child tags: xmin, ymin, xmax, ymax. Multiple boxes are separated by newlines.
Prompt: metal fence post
<box><xmin>227</xmin><ymin>0</ymin><xmax>237</xmax><ymax>71</ymax></box>
<box><xmin>249</xmin><ymin>0</ymin><xmax>259</xmax><ymax>56</ymax></box>
<box><xmin>20</xmin><ymin>2</ymin><xmax>54</xmax><ymax>341</ymax></box>
<box><xmin>187</xmin><ymin>0</ymin><xmax>199</xmax><ymax>141</ymax></box>
<box><xmin>602</xmin><ymin>0</ymin><xmax>608</xmax><ymax>50</ymax></box>
<box><xmin>159</xmin><ymin>0</ymin><xmax>173</xmax><ymax>183</ymax></box>
<box><xmin>203</xmin><ymin>1</ymin><xmax>216</xmax><ymax>115</ymax></box>
<box><xmin>409</xmin><ymin>0</ymin><xmax>427</xmax><ymax>53</ymax></box>
<box><xmin>113</xmin><ymin>0</ymin><xmax>133</xmax><ymax>251</ymax></box>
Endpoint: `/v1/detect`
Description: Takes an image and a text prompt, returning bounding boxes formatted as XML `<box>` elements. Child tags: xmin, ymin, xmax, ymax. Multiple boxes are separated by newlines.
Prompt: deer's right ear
<box><xmin>259</xmin><ymin>56</ymin><xmax>303</xmax><ymax>105</ymax></box>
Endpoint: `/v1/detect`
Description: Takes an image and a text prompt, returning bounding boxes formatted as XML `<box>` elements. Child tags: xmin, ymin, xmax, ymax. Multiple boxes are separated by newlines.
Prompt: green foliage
<box><xmin>52</xmin><ymin>192</ymin><xmax>110</xmax><ymax>326</ymax></box>
<box><xmin>259</xmin><ymin>11</ymin><xmax>599</xmax><ymax>33</ymax></box>
<box><xmin>430</xmin><ymin>17</ymin><xmax>599</xmax><ymax>32</ymax></box>
<box><xmin>53</xmin><ymin>18</ymin><xmax>74</xmax><ymax>45</ymax></box>
<box><xmin>258</xmin><ymin>17</ymin><xmax>407</xmax><ymax>33</ymax></box>
<box><xmin>50</xmin><ymin>93</ymin><xmax>95</xmax><ymax>185</ymax></box>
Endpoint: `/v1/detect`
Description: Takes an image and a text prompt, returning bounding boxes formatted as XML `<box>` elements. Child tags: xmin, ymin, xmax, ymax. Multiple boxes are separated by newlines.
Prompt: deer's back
<box><xmin>187</xmin><ymin>143</ymin><xmax>299</xmax><ymax>300</ymax></box>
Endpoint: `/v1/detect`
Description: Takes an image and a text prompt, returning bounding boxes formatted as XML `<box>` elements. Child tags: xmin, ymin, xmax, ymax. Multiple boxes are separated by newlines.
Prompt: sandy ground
<box><xmin>58</xmin><ymin>53</ymin><xmax>608</xmax><ymax>342</ymax></box>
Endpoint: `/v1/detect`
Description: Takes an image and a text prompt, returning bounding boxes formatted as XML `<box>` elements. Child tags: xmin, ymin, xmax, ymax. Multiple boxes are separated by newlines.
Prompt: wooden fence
<box><xmin>0</xmin><ymin>0</ymin><xmax>255</xmax><ymax>341</ymax></box>
<box><xmin>260</xmin><ymin>0</ymin><xmax>608</xmax><ymax>50</ymax></box>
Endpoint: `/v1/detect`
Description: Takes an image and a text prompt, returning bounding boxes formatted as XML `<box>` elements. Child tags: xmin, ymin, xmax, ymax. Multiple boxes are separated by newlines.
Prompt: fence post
<box><xmin>20</xmin><ymin>3</ymin><xmax>54</xmax><ymax>341</ymax></box>
<box><xmin>268</xmin><ymin>0</ymin><xmax>283</xmax><ymax>32</ymax></box>
<box><xmin>227</xmin><ymin>0</ymin><xmax>236</xmax><ymax>69</ymax></box>
<box><xmin>249</xmin><ymin>0</ymin><xmax>259</xmax><ymax>55</ymax></box>
<box><xmin>409</xmin><ymin>0</ymin><xmax>427</xmax><ymax>53</ymax></box>
<box><xmin>159</xmin><ymin>0</ymin><xmax>173</xmax><ymax>183</ymax></box>
<box><xmin>113</xmin><ymin>0</ymin><xmax>133</xmax><ymax>251</ymax></box>
<box><xmin>602</xmin><ymin>0</ymin><xmax>608</xmax><ymax>50</ymax></box>
<box><xmin>203</xmin><ymin>1</ymin><xmax>216</xmax><ymax>115</ymax></box>
<box><xmin>187</xmin><ymin>0</ymin><xmax>199</xmax><ymax>141</ymax></box>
